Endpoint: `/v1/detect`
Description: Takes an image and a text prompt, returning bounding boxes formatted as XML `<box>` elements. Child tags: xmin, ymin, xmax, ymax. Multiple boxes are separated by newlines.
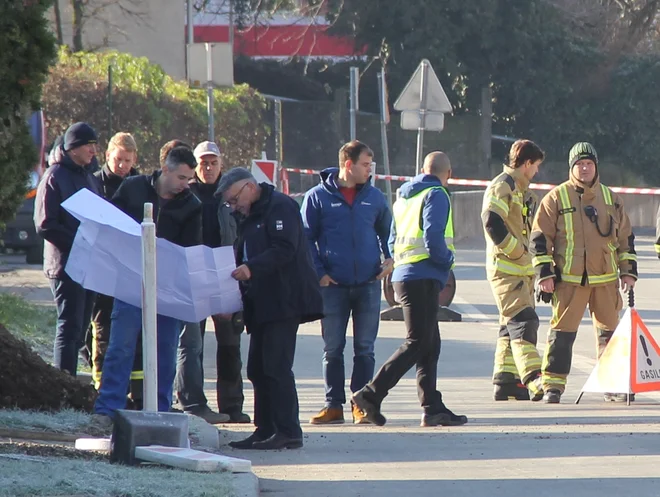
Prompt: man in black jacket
<box><xmin>175</xmin><ymin>140</ymin><xmax>250</xmax><ymax>423</ymax></box>
<box><xmin>88</xmin><ymin>132</ymin><xmax>142</xmax><ymax>406</ymax></box>
<box><xmin>34</xmin><ymin>122</ymin><xmax>101</xmax><ymax>376</ymax></box>
<box><xmin>93</xmin><ymin>146</ymin><xmax>202</xmax><ymax>424</ymax></box>
<box><xmin>216</xmin><ymin>168</ymin><xmax>323</xmax><ymax>450</ymax></box>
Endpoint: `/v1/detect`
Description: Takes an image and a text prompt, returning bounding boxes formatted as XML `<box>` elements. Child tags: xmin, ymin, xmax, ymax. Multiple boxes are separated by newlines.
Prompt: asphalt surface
<box><xmin>2</xmin><ymin>232</ymin><xmax>660</xmax><ymax>496</ymax></box>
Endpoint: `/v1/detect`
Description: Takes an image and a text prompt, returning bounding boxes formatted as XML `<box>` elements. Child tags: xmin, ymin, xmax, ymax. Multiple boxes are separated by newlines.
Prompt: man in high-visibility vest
<box><xmin>531</xmin><ymin>142</ymin><xmax>637</xmax><ymax>403</ymax></box>
<box><xmin>482</xmin><ymin>140</ymin><xmax>546</xmax><ymax>402</ymax></box>
<box><xmin>352</xmin><ymin>151</ymin><xmax>467</xmax><ymax>427</ymax></box>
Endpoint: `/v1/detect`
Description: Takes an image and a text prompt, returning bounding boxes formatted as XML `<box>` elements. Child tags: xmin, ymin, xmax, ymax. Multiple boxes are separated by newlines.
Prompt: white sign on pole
<box><xmin>187</xmin><ymin>42</ymin><xmax>234</xmax><ymax>89</ymax></box>
<box><xmin>400</xmin><ymin>111</ymin><xmax>444</xmax><ymax>132</ymax></box>
<box><xmin>394</xmin><ymin>60</ymin><xmax>452</xmax><ymax>113</ymax></box>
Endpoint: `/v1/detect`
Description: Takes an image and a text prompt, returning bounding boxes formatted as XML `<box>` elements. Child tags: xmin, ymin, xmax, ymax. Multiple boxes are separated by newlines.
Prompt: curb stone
<box><xmin>231</xmin><ymin>473</ymin><xmax>260</xmax><ymax>497</ymax></box>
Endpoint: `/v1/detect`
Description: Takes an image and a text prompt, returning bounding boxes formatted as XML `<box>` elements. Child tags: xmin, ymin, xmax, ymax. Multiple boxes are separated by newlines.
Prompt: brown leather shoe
<box><xmin>351</xmin><ymin>402</ymin><xmax>371</xmax><ymax>424</ymax></box>
<box><xmin>309</xmin><ymin>407</ymin><xmax>344</xmax><ymax>425</ymax></box>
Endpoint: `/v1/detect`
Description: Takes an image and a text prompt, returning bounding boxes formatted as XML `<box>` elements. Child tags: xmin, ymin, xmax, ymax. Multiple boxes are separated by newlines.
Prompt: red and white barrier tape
<box><xmin>284</xmin><ymin>167</ymin><xmax>660</xmax><ymax>195</ymax></box>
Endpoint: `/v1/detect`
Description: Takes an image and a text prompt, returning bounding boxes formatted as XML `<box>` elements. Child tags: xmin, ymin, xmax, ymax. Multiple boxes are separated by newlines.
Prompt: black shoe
<box><xmin>251</xmin><ymin>433</ymin><xmax>303</xmax><ymax>450</ymax></box>
<box><xmin>493</xmin><ymin>383</ymin><xmax>530</xmax><ymax>401</ymax></box>
<box><xmin>425</xmin><ymin>406</ymin><xmax>468</xmax><ymax>426</ymax></box>
<box><xmin>543</xmin><ymin>389</ymin><xmax>561</xmax><ymax>404</ymax></box>
<box><xmin>223</xmin><ymin>410</ymin><xmax>251</xmax><ymax>424</ymax></box>
<box><xmin>351</xmin><ymin>389</ymin><xmax>386</xmax><ymax>426</ymax></box>
<box><xmin>604</xmin><ymin>393</ymin><xmax>635</xmax><ymax>403</ymax></box>
<box><xmin>420</xmin><ymin>412</ymin><xmax>450</xmax><ymax>426</ymax></box>
<box><xmin>228</xmin><ymin>432</ymin><xmax>268</xmax><ymax>450</ymax></box>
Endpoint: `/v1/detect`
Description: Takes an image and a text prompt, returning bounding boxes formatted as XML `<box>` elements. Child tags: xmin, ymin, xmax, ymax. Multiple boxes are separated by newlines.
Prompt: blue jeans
<box><xmin>94</xmin><ymin>300</ymin><xmax>181</xmax><ymax>418</ymax></box>
<box><xmin>321</xmin><ymin>281</ymin><xmax>382</xmax><ymax>408</ymax></box>
<box><xmin>49</xmin><ymin>274</ymin><xmax>96</xmax><ymax>376</ymax></box>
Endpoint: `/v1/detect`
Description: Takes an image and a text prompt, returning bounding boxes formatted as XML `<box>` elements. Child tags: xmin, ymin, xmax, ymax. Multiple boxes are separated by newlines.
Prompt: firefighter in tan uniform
<box><xmin>531</xmin><ymin>142</ymin><xmax>637</xmax><ymax>404</ymax></box>
<box><xmin>482</xmin><ymin>140</ymin><xmax>546</xmax><ymax>402</ymax></box>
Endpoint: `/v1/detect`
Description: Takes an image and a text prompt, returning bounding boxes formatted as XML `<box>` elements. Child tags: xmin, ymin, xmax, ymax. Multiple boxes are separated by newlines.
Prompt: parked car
<box><xmin>0</xmin><ymin>110</ymin><xmax>47</xmax><ymax>264</ymax></box>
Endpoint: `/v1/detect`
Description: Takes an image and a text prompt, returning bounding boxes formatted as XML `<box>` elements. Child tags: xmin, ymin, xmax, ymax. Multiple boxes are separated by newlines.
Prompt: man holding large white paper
<box><xmin>93</xmin><ymin>146</ymin><xmax>202</xmax><ymax>426</ymax></box>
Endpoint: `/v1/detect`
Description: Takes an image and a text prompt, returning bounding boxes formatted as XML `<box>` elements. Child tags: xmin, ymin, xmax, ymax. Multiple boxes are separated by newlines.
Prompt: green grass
<box><xmin>0</xmin><ymin>457</ymin><xmax>236</xmax><ymax>497</ymax></box>
<box><xmin>0</xmin><ymin>293</ymin><xmax>91</xmax><ymax>372</ymax></box>
<box><xmin>0</xmin><ymin>293</ymin><xmax>56</xmax><ymax>362</ymax></box>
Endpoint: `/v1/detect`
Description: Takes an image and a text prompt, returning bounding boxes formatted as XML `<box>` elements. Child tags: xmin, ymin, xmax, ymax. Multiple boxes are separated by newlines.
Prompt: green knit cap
<box><xmin>569</xmin><ymin>142</ymin><xmax>598</xmax><ymax>168</ymax></box>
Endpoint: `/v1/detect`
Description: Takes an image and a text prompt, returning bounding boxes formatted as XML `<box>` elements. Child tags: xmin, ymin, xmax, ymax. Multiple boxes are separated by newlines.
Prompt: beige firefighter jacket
<box><xmin>530</xmin><ymin>175</ymin><xmax>637</xmax><ymax>286</ymax></box>
<box><xmin>482</xmin><ymin>166</ymin><xmax>538</xmax><ymax>278</ymax></box>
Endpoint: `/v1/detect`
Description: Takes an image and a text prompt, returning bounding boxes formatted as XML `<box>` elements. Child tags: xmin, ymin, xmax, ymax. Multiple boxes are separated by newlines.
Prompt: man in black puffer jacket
<box><xmin>34</xmin><ymin>122</ymin><xmax>102</xmax><ymax>377</ymax></box>
<box><xmin>93</xmin><ymin>146</ymin><xmax>202</xmax><ymax>424</ymax></box>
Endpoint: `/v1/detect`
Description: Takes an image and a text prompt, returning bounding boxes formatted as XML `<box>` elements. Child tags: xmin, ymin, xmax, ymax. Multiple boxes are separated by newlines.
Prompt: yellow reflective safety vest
<box><xmin>482</xmin><ymin>167</ymin><xmax>537</xmax><ymax>278</ymax></box>
<box><xmin>531</xmin><ymin>176</ymin><xmax>637</xmax><ymax>286</ymax></box>
<box><xmin>392</xmin><ymin>186</ymin><xmax>454</xmax><ymax>267</ymax></box>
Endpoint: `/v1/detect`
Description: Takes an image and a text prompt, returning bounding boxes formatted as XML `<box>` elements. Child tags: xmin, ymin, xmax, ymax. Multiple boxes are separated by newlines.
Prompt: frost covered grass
<box><xmin>0</xmin><ymin>456</ymin><xmax>236</xmax><ymax>497</ymax></box>
<box><xmin>0</xmin><ymin>409</ymin><xmax>93</xmax><ymax>434</ymax></box>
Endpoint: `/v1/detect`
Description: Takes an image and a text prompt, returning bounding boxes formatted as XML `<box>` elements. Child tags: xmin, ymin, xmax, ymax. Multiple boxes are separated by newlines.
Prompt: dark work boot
<box><xmin>421</xmin><ymin>405</ymin><xmax>468</xmax><ymax>427</ymax></box>
<box><xmin>543</xmin><ymin>389</ymin><xmax>562</xmax><ymax>404</ymax></box>
<box><xmin>351</xmin><ymin>389</ymin><xmax>386</xmax><ymax>426</ymax></box>
<box><xmin>493</xmin><ymin>383</ymin><xmax>530</xmax><ymax>401</ymax></box>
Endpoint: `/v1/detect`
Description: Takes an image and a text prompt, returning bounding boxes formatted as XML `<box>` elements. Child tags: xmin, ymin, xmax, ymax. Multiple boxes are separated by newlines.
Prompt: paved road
<box><xmin>2</xmin><ymin>233</ymin><xmax>660</xmax><ymax>496</ymax></box>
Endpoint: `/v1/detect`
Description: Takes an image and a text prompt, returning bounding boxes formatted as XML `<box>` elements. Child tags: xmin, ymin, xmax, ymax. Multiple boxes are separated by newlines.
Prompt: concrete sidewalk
<box><xmin>203</xmin><ymin>234</ymin><xmax>660</xmax><ymax>496</ymax></box>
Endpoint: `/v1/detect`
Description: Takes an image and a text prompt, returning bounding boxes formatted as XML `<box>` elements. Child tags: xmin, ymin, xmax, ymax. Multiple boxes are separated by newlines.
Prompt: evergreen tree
<box><xmin>0</xmin><ymin>1</ymin><xmax>57</xmax><ymax>225</ymax></box>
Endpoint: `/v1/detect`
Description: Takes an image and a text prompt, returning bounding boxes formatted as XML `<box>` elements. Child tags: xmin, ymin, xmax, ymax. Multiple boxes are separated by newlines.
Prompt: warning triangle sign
<box><xmin>393</xmin><ymin>59</ymin><xmax>452</xmax><ymax>113</ymax></box>
<box><xmin>579</xmin><ymin>307</ymin><xmax>660</xmax><ymax>397</ymax></box>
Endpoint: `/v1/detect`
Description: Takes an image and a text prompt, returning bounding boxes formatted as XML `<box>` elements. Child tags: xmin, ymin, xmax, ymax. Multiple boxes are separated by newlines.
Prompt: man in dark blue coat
<box><xmin>34</xmin><ymin>122</ymin><xmax>101</xmax><ymax>376</ymax></box>
<box><xmin>216</xmin><ymin>168</ymin><xmax>323</xmax><ymax>450</ymax></box>
<box><xmin>301</xmin><ymin>140</ymin><xmax>392</xmax><ymax>425</ymax></box>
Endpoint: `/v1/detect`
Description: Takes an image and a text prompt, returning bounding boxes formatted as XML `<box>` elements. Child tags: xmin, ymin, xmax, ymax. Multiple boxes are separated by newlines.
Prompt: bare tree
<box><xmin>548</xmin><ymin>0</ymin><xmax>660</xmax><ymax>55</ymax></box>
<box><xmin>198</xmin><ymin>0</ymin><xmax>335</xmax><ymax>59</ymax></box>
<box><xmin>53</xmin><ymin>0</ymin><xmax>64</xmax><ymax>45</ymax></box>
<box><xmin>51</xmin><ymin>0</ymin><xmax>150</xmax><ymax>52</ymax></box>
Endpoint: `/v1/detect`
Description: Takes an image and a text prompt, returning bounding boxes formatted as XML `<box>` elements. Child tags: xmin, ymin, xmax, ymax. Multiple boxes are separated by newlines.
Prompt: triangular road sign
<box><xmin>578</xmin><ymin>307</ymin><xmax>660</xmax><ymax>398</ymax></box>
<box><xmin>394</xmin><ymin>59</ymin><xmax>452</xmax><ymax>113</ymax></box>
<box><xmin>631</xmin><ymin>309</ymin><xmax>660</xmax><ymax>392</ymax></box>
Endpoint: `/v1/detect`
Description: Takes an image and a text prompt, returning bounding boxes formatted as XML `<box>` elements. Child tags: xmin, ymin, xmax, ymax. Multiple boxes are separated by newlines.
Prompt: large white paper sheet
<box><xmin>62</xmin><ymin>188</ymin><xmax>242</xmax><ymax>322</ymax></box>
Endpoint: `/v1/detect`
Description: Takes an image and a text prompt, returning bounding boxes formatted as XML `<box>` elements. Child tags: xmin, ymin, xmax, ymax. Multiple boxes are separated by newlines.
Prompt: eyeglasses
<box><xmin>224</xmin><ymin>183</ymin><xmax>249</xmax><ymax>207</ymax></box>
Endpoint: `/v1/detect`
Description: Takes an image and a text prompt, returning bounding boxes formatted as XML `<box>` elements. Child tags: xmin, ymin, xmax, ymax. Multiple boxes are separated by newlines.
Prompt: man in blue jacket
<box><xmin>352</xmin><ymin>151</ymin><xmax>468</xmax><ymax>427</ymax></box>
<box><xmin>302</xmin><ymin>140</ymin><xmax>392</xmax><ymax>425</ymax></box>
<box><xmin>34</xmin><ymin>122</ymin><xmax>101</xmax><ymax>376</ymax></box>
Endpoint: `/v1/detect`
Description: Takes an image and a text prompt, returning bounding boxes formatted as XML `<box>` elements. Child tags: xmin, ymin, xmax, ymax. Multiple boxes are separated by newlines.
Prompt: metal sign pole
<box><xmin>206</xmin><ymin>43</ymin><xmax>215</xmax><ymax>142</ymax></box>
<box><xmin>415</xmin><ymin>60</ymin><xmax>429</xmax><ymax>172</ymax></box>
<box><xmin>378</xmin><ymin>69</ymin><xmax>393</xmax><ymax>209</ymax></box>
<box><xmin>349</xmin><ymin>67</ymin><xmax>359</xmax><ymax>141</ymax></box>
<box><xmin>141</xmin><ymin>203</ymin><xmax>158</xmax><ymax>412</ymax></box>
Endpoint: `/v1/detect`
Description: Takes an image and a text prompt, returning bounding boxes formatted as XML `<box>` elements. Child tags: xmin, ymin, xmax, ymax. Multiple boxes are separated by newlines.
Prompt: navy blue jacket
<box><xmin>301</xmin><ymin>168</ymin><xmax>392</xmax><ymax>286</ymax></box>
<box><xmin>34</xmin><ymin>152</ymin><xmax>101</xmax><ymax>279</ymax></box>
<box><xmin>235</xmin><ymin>184</ymin><xmax>323</xmax><ymax>330</ymax></box>
<box><xmin>389</xmin><ymin>174</ymin><xmax>454</xmax><ymax>286</ymax></box>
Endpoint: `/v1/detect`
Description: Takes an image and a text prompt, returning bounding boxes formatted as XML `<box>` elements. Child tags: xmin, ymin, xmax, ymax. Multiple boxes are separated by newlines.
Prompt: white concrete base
<box><xmin>135</xmin><ymin>445</ymin><xmax>252</xmax><ymax>473</ymax></box>
<box><xmin>75</xmin><ymin>437</ymin><xmax>111</xmax><ymax>452</ymax></box>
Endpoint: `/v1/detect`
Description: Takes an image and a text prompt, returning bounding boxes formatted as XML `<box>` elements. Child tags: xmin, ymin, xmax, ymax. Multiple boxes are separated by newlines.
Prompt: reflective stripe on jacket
<box><xmin>482</xmin><ymin>167</ymin><xmax>537</xmax><ymax>278</ymax></box>
<box><xmin>530</xmin><ymin>177</ymin><xmax>637</xmax><ymax>286</ymax></box>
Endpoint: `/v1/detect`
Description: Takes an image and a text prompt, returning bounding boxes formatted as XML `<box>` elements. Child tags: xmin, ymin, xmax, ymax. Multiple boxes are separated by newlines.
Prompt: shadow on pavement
<box><xmin>257</xmin><ymin>477</ymin><xmax>660</xmax><ymax>497</ymax></box>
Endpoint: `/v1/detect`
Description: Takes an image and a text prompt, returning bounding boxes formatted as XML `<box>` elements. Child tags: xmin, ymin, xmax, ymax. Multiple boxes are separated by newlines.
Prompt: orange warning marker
<box><xmin>576</xmin><ymin>294</ymin><xmax>660</xmax><ymax>404</ymax></box>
